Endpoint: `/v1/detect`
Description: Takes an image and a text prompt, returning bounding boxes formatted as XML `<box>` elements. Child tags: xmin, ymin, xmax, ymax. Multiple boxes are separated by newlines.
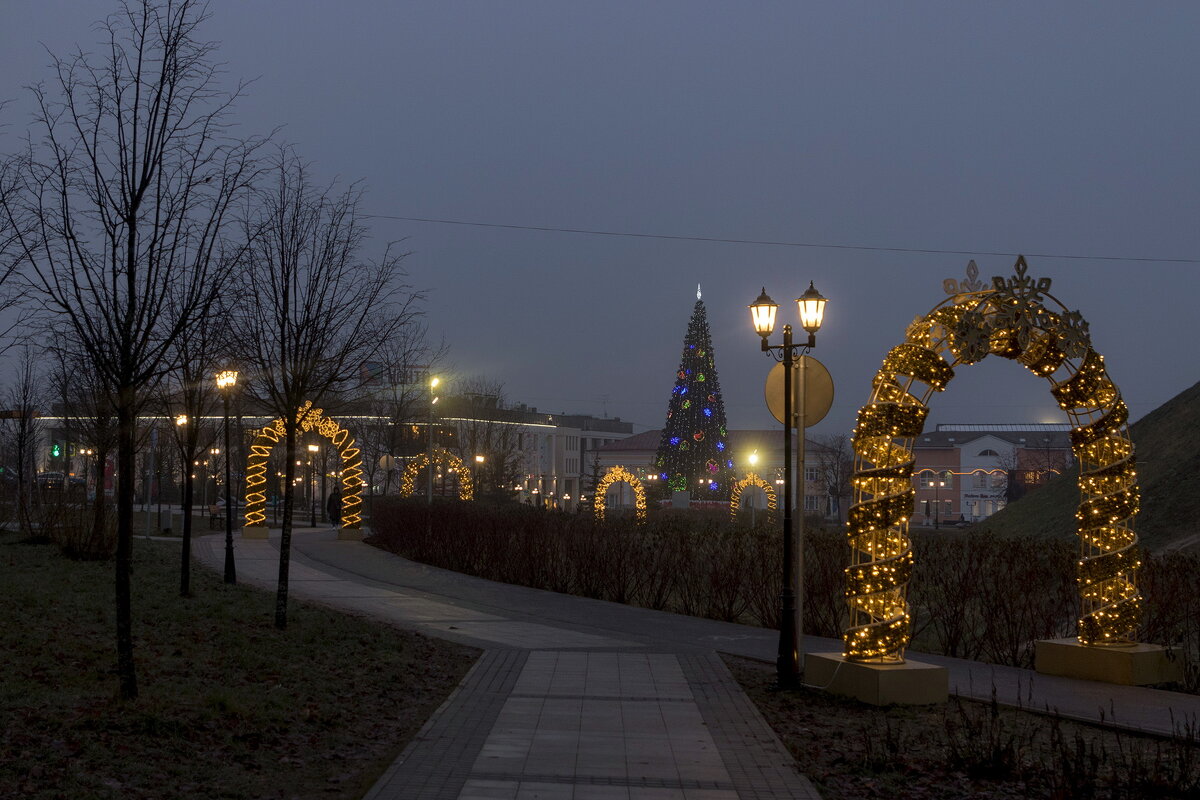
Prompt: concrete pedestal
<box><xmin>806</xmin><ymin>652</ymin><xmax>948</xmax><ymax>706</ymax></box>
<box><xmin>336</xmin><ymin>528</ymin><xmax>363</xmax><ymax>541</ymax></box>
<box><xmin>1035</xmin><ymin>638</ymin><xmax>1182</xmax><ymax>686</ymax></box>
<box><xmin>241</xmin><ymin>526</ymin><xmax>269</xmax><ymax>539</ymax></box>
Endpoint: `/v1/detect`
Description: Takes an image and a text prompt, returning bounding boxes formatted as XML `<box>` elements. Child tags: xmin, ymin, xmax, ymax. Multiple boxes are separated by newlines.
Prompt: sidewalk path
<box><xmin>194</xmin><ymin>529</ymin><xmax>1200</xmax><ymax>797</ymax></box>
<box><xmin>194</xmin><ymin>529</ymin><xmax>819</xmax><ymax>799</ymax></box>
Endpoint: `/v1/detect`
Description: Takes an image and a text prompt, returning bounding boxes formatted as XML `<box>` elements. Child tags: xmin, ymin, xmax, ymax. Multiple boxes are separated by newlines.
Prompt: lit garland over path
<box><xmin>729</xmin><ymin>473</ymin><xmax>778</xmax><ymax>525</ymax></box>
<box><xmin>243</xmin><ymin>401</ymin><xmax>364</xmax><ymax>530</ymax></box>
<box><xmin>399</xmin><ymin>448</ymin><xmax>474</xmax><ymax>501</ymax></box>
<box><xmin>593</xmin><ymin>466</ymin><xmax>647</xmax><ymax>522</ymax></box>
<box><xmin>844</xmin><ymin>257</ymin><xmax>1141</xmax><ymax>662</ymax></box>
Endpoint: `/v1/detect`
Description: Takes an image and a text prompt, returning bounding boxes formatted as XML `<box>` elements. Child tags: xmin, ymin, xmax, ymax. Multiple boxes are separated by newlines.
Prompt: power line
<box><xmin>362</xmin><ymin>213</ymin><xmax>1200</xmax><ymax>265</ymax></box>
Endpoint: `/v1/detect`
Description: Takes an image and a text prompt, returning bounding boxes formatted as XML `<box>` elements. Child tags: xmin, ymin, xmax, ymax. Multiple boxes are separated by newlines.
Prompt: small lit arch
<box><xmin>243</xmin><ymin>401</ymin><xmax>364</xmax><ymax>532</ymax></box>
<box><xmin>729</xmin><ymin>472</ymin><xmax>778</xmax><ymax>524</ymax></box>
<box><xmin>594</xmin><ymin>466</ymin><xmax>647</xmax><ymax>522</ymax></box>
<box><xmin>399</xmin><ymin>448</ymin><xmax>474</xmax><ymax>501</ymax></box>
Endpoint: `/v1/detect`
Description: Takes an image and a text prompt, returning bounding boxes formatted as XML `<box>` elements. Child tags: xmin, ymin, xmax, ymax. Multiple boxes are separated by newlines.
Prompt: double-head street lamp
<box><xmin>215</xmin><ymin>369</ymin><xmax>238</xmax><ymax>584</ymax></box>
<box><xmin>750</xmin><ymin>281</ymin><xmax>827</xmax><ymax>689</ymax></box>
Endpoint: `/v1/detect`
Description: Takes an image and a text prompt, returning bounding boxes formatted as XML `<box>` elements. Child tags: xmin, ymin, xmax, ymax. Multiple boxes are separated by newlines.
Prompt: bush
<box><xmin>368</xmin><ymin>499</ymin><xmax>1200</xmax><ymax>678</ymax></box>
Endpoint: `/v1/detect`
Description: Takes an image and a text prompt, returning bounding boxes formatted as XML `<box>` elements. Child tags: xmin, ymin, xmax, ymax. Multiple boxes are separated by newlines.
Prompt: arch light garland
<box><xmin>399</xmin><ymin>448</ymin><xmax>474</xmax><ymax>500</ymax></box>
<box><xmin>593</xmin><ymin>466</ymin><xmax>647</xmax><ymax>522</ymax></box>
<box><xmin>243</xmin><ymin>401</ymin><xmax>364</xmax><ymax>530</ymax></box>
<box><xmin>729</xmin><ymin>472</ymin><xmax>778</xmax><ymax>524</ymax></box>
<box><xmin>844</xmin><ymin>257</ymin><xmax>1141</xmax><ymax>662</ymax></box>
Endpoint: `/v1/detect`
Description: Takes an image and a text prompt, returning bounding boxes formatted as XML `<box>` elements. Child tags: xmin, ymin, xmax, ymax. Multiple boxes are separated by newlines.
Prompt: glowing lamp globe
<box><xmin>749</xmin><ymin>288</ymin><xmax>778</xmax><ymax>338</ymax></box>
<box><xmin>797</xmin><ymin>282</ymin><xmax>827</xmax><ymax>335</ymax></box>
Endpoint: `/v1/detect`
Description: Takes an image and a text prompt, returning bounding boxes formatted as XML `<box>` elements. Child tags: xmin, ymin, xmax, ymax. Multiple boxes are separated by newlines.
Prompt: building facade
<box><xmin>911</xmin><ymin>423</ymin><xmax>1073</xmax><ymax>525</ymax></box>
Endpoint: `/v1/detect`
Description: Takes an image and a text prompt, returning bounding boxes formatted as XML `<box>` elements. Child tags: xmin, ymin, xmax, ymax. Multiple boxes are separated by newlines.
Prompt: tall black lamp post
<box><xmin>307</xmin><ymin>443</ymin><xmax>319</xmax><ymax>526</ymax></box>
<box><xmin>750</xmin><ymin>282</ymin><xmax>827</xmax><ymax>688</ymax></box>
<box><xmin>216</xmin><ymin>369</ymin><xmax>238</xmax><ymax>584</ymax></box>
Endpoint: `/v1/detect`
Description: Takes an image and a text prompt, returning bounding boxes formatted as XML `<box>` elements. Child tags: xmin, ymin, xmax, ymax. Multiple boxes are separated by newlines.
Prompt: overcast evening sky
<box><xmin>4</xmin><ymin>2</ymin><xmax>1198</xmax><ymax>443</ymax></box>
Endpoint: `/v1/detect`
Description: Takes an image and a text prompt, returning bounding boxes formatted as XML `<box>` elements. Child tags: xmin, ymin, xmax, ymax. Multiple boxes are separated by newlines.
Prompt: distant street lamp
<box><xmin>934</xmin><ymin>472</ymin><xmax>946</xmax><ymax>530</ymax></box>
<box><xmin>215</xmin><ymin>369</ymin><xmax>238</xmax><ymax>584</ymax></box>
<box><xmin>474</xmin><ymin>454</ymin><xmax>485</xmax><ymax>496</ymax></box>
<box><xmin>750</xmin><ymin>281</ymin><xmax>827</xmax><ymax>689</ymax></box>
<box><xmin>308</xmin><ymin>443</ymin><xmax>319</xmax><ymax>526</ymax></box>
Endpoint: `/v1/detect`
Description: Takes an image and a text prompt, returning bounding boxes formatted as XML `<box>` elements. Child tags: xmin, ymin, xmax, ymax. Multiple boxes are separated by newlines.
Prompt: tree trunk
<box><xmin>275</xmin><ymin>423</ymin><xmax>297</xmax><ymax>629</ymax></box>
<box><xmin>115</xmin><ymin>390</ymin><xmax>137</xmax><ymax>701</ymax></box>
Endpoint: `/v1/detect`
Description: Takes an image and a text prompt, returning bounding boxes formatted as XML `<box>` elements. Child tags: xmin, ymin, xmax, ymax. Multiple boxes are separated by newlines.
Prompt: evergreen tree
<box><xmin>653</xmin><ymin>289</ymin><xmax>735</xmax><ymax>500</ymax></box>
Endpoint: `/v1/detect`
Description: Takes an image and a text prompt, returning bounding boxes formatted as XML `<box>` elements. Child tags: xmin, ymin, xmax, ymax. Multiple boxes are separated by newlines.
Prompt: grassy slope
<box><xmin>0</xmin><ymin>533</ymin><xmax>477</xmax><ymax>799</ymax></box>
<box><xmin>980</xmin><ymin>379</ymin><xmax>1200</xmax><ymax>552</ymax></box>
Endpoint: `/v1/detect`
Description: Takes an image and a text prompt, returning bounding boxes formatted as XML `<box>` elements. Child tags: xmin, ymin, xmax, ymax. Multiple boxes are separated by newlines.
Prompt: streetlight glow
<box><xmin>796</xmin><ymin>282</ymin><xmax>827</xmax><ymax>334</ymax></box>
<box><xmin>749</xmin><ymin>287</ymin><xmax>779</xmax><ymax>339</ymax></box>
<box><xmin>175</xmin><ymin>414</ymin><xmax>188</xmax><ymax>426</ymax></box>
<box><xmin>215</xmin><ymin>369</ymin><xmax>238</xmax><ymax>390</ymax></box>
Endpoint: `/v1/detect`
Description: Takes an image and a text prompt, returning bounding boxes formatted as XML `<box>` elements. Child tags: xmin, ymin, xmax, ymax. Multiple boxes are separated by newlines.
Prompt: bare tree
<box><xmin>812</xmin><ymin>432</ymin><xmax>853</xmax><ymax>524</ymax></box>
<box><xmin>448</xmin><ymin>377</ymin><xmax>527</xmax><ymax>499</ymax></box>
<box><xmin>0</xmin><ymin>347</ymin><xmax>46</xmax><ymax>537</ymax></box>
<box><xmin>233</xmin><ymin>148</ymin><xmax>422</xmax><ymax>629</ymax></box>
<box><xmin>159</xmin><ymin>292</ymin><xmax>229</xmax><ymax>596</ymax></box>
<box><xmin>49</xmin><ymin>341</ymin><xmax>120</xmax><ymax>547</ymax></box>
<box><xmin>353</xmin><ymin>324</ymin><xmax>445</xmax><ymax>502</ymax></box>
<box><xmin>0</xmin><ymin>0</ymin><xmax>262</xmax><ymax>700</ymax></box>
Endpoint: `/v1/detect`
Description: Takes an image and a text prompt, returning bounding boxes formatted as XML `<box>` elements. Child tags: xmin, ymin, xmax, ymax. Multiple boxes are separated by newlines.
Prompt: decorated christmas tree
<box><xmin>653</xmin><ymin>287</ymin><xmax>736</xmax><ymax>500</ymax></box>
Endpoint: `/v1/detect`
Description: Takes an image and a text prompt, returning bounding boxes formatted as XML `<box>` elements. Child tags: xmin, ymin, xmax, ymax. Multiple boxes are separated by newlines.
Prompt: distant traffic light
<box><xmin>50</xmin><ymin>442</ymin><xmax>62</xmax><ymax>459</ymax></box>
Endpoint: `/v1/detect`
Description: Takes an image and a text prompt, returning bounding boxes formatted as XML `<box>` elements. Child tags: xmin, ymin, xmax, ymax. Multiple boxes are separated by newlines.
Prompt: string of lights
<box><xmin>593</xmin><ymin>466</ymin><xmax>647</xmax><ymax>522</ymax></box>
<box><xmin>729</xmin><ymin>472</ymin><xmax>778</xmax><ymax>524</ymax></box>
<box><xmin>399</xmin><ymin>448</ymin><xmax>474</xmax><ymax>500</ymax></box>
<box><xmin>363</xmin><ymin>213</ymin><xmax>1200</xmax><ymax>265</ymax></box>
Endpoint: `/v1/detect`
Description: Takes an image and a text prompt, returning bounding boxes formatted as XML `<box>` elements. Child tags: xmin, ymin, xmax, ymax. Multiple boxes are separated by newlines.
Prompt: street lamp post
<box><xmin>216</xmin><ymin>369</ymin><xmax>239</xmax><ymax>584</ymax></box>
<box><xmin>474</xmin><ymin>454</ymin><xmax>485</xmax><ymax>497</ymax></box>
<box><xmin>308</xmin><ymin>443</ymin><xmax>319</xmax><ymax>526</ymax></box>
<box><xmin>934</xmin><ymin>473</ymin><xmax>946</xmax><ymax>530</ymax></box>
<box><xmin>427</xmin><ymin>377</ymin><xmax>440</xmax><ymax>505</ymax></box>
<box><xmin>750</xmin><ymin>282</ymin><xmax>827</xmax><ymax>689</ymax></box>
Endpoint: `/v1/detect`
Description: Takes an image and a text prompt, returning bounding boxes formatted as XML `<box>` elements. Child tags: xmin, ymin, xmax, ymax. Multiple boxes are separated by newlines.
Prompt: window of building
<box><xmin>804</xmin><ymin>466</ymin><xmax>820</xmax><ymax>482</ymax></box>
<box><xmin>804</xmin><ymin>494</ymin><xmax>821</xmax><ymax>512</ymax></box>
<box><xmin>978</xmin><ymin>449</ymin><xmax>999</xmax><ymax>457</ymax></box>
<box><xmin>973</xmin><ymin>471</ymin><xmax>987</xmax><ymax>489</ymax></box>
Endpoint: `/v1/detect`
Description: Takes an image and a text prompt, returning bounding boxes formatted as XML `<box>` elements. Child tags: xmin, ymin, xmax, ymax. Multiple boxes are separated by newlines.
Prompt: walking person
<box><xmin>326</xmin><ymin>486</ymin><xmax>342</xmax><ymax>526</ymax></box>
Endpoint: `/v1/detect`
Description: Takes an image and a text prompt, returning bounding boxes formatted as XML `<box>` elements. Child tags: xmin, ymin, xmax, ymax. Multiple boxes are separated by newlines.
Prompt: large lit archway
<box><xmin>729</xmin><ymin>472</ymin><xmax>778</xmax><ymax>524</ymax></box>
<box><xmin>399</xmin><ymin>448</ymin><xmax>474</xmax><ymax>501</ymax></box>
<box><xmin>594</xmin><ymin>466</ymin><xmax>647</xmax><ymax>522</ymax></box>
<box><xmin>844</xmin><ymin>258</ymin><xmax>1140</xmax><ymax>663</ymax></box>
<box><xmin>243</xmin><ymin>401</ymin><xmax>364</xmax><ymax>534</ymax></box>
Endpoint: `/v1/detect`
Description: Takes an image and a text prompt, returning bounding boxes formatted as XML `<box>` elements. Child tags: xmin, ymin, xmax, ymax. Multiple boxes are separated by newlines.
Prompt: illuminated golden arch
<box><xmin>399</xmin><ymin>448</ymin><xmax>474</xmax><ymax>501</ymax></box>
<box><xmin>243</xmin><ymin>401</ymin><xmax>364</xmax><ymax>531</ymax></box>
<box><xmin>594</xmin><ymin>466</ymin><xmax>647</xmax><ymax>521</ymax></box>
<box><xmin>845</xmin><ymin>257</ymin><xmax>1141</xmax><ymax>663</ymax></box>
<box><xmin>729</xmin><ymin>472</ymin><xmax>778</xmax><ymax>524</ymax></box>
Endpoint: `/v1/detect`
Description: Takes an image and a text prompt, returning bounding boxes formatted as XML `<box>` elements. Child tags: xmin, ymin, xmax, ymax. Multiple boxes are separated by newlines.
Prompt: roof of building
<box><xmin>596</xmin><ymin>429</ymin><xmax>828</xmax><ymax>454</ymax></box>
<box><xmin>914</xmin><ymin>427</ymin><xmax>1072</xmax><ymax>449</ymax></box>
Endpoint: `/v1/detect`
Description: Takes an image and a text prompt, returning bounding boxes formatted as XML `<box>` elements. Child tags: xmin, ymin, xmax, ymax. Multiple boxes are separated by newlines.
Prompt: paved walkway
<box><xmin>193</xmin><ymin>528</ymin><xmax>1200</xmax><ymax>798</ymax></box>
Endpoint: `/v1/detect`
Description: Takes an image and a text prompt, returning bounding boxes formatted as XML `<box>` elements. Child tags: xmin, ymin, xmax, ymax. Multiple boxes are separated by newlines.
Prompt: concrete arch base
<box><xmin>1035</xmin><ymin>638</ymin><xmax>1183</xmax><ymax>686</ymax></box>
<box><xmin>805</xmin><ymin>652</ymin><xmax>949</xmax><ymax>706</ymax></box>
